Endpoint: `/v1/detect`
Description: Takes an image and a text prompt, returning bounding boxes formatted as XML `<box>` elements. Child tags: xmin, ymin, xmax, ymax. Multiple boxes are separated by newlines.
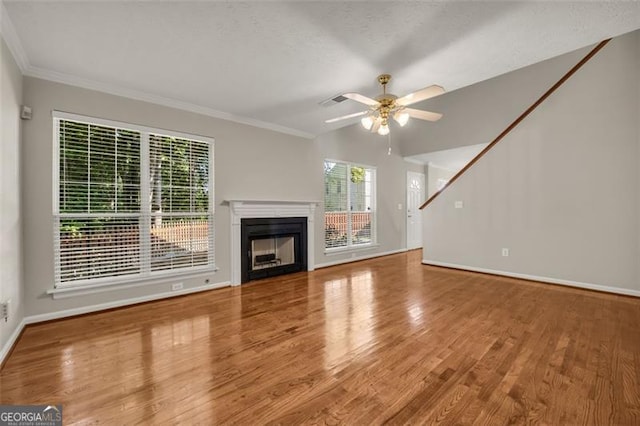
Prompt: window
<box><xmin>54</xmin><ymin>112</ymin><xmax>214</xmax><ymax>288</ymax></box>
<box><xmin>324</xmin><ymin>160</ymin><xmax>376</xmax><ymax>250</ymax></box>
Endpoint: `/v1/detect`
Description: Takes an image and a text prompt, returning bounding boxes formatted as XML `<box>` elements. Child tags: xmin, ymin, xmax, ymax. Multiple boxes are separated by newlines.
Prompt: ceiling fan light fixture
<box><xmin>394</xmin><ymin>110</ymin><xmax>410</xmax><ymax>127</ymax></box>
<box><xmin>361</xmin><ymin>115</ymin><xmax>374</xmax><ymax>130</ymax></box>
<box><xmin>325</xmin><ymin>74</ymin><xmax>443</xmax><ymax>140</ymax></box>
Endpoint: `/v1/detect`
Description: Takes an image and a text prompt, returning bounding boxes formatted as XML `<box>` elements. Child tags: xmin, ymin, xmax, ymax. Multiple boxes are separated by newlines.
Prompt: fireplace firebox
<box><xmin>240</xmin><ymin>217</ymin><xmax>307</xmax><ymax>283</ymax></box>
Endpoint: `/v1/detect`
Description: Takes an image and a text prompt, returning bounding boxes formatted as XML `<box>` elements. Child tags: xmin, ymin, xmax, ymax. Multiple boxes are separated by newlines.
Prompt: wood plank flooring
<box><xmin>1</xmin><ymin>250</ymin><xmax>640</xmax><ymax>424</ymax></box>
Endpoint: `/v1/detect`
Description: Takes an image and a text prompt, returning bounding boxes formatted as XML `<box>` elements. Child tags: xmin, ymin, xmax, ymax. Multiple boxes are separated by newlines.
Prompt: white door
<box><xmin>406</xmin><ymin>171</ymin><xmax>425</xmax><ymax>250</ymax></box>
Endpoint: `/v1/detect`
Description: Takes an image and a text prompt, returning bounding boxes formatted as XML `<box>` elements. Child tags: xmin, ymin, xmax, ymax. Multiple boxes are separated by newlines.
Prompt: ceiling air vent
<box><xmin>319</xmin><ymin>94</ymin><xmax>348</xmax><ymax>107</ymax></box>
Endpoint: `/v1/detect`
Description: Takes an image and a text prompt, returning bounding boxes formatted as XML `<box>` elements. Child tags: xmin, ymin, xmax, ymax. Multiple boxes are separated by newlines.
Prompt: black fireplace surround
<box><xmin>240</xmin><ymin>217</ymin><xmax>307</xmax><ymax>283</ymax></box>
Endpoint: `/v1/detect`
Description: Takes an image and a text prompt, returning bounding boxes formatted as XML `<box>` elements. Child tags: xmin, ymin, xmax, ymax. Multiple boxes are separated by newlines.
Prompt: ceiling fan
<box><xmin>325</xmin><ymin>74</ymin><xmax>445</xmax><ymax>136</ymax></box>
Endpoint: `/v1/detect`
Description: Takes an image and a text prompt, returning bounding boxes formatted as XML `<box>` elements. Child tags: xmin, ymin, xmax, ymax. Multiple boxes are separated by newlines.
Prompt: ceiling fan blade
<box><xmin>396</xmin><ymin>85</ymin><xmax>445</xmax><ymax>107</ymax></box>
<box><xmin>342</xmin><ymin>93</ymin><xmax>379</xmax><ymax>106</ymax></box>
<box><xmin>405</xmin><ymin>108</ymin><xmax>443</xmax><ymax>122</ymax></box>
<box><xmin>371</xmin><ymin>116</ymin><xmax>382</xmax><ymax>133</ymax></box>
<box><xmin>324</xmin><ymin>110</ymin><xmax>369</xmax><ymax>124</ymax></box>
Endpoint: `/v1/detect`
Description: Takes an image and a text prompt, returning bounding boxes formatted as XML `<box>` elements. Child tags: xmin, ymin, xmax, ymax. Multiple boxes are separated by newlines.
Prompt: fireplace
<box><xmin>228</xmin><ymin>200</ymin><xmax>317</xmax><ymax>285</ymax></box>
<box><xmin>241</xmin><ymin>217</ymin><xmax>307</xmax><ymax>283</ymax></box>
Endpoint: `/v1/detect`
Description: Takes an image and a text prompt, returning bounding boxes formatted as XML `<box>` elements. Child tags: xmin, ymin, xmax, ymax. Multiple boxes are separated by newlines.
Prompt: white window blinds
<box><xmin>148</xmin><ymin>134</ymin><xmax>211</xmax><ymax>272</ymax></box>
<box><xmin>54</xmin><ymin>113</ymin><xmax>214</xmax><ymax>288</ymax></box>
<box><xmin>324</xmin><ymin>160</ymin><xmax>376</xmax><ymax>250</ymax></box>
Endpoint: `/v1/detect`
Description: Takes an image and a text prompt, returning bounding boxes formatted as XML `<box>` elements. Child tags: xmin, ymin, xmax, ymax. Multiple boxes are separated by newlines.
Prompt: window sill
<box><xmin>324</xmin><ymin>243</ymin><xmax>379</xmax><ymax>256</ymax></box>
<box><xmin>47</xmin><ymin>267</ymin><xmax>219</xmax><ymax>299</ymax></box>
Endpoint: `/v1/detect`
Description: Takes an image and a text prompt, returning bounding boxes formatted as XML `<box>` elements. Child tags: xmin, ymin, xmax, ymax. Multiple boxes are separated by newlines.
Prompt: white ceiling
<box><xmin>406</xmin><ymin>143</ymin><xmax>489</xmax><ymax>170</ymax></box>
<box><xmin>3</xmin><ymin>1</ymin><xmax>639</xmax><ymax>138</ymax></box>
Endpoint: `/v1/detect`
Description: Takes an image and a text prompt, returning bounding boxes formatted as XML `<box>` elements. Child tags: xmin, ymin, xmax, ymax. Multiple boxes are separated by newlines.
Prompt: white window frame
<box><xmin>323</xmin><ymin>159</ymin><xmax>377</xmax><ymax>253</ymax></box>
<box><xmin>52</xmin><ymin>111</ymin><xmax>216</xmax><ymax>290</ymax></box>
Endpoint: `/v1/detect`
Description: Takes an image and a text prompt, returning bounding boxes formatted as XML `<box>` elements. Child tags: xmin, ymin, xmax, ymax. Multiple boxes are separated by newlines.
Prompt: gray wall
<box><xmin>21</xmin><ymin>77</ymin><xmax>416</xmax><ymax>317</ymax></box>
<box><xmin>314</xmin><ymin>125</ymin><xmax>422</xmax><ymax>266</ymax></box>
<box><xmin>0</xmin><ymin>36</ymin><xmax>24</xmax><ymax>354</ymax></box>
<box><xmin>426</xmin><ymin>164</ymin><xmax>456</xmax><ymax>199</ymax></box>
<box><xmin>630</xmin><ymin>32</ymin><xmax>640</xmax><ymax>296</ymax></box>
<box><xmin>422</xmin><ymin>31</ymin><xmax>640</xmax><ymax>294</ymax></box>
<box><xmin>398</xmin><ymin>43</ymin><xmax>595</xmax><ymax>158</ymax></box>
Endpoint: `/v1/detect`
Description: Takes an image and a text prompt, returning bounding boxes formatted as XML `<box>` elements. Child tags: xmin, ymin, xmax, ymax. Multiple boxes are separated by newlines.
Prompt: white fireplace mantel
<box><xmin>227</xmin><ymin>200</ymin><xmax>318</xmax><ymax>285</ymax></box>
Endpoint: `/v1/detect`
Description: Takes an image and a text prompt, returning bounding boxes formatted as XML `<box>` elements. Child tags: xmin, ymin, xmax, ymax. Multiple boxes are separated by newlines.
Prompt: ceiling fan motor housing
<box><xmin>375</xmin><ymin>74</ymin><xmax>398</xmax><ymax>124</ymax></box>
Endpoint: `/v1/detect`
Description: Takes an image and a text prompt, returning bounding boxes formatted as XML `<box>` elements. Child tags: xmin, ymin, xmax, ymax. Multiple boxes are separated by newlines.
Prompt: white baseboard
<box><xmin>315</xmin><ymin>248</ymin><xmax>408</xmax><ymax>269</ymax></box>
<box><xmin>0</xmin><ymin>318</ymin><xmax>27</xmax><ymax>367</ymax></box>
<box><xmin>422</xmin><ymin>260</ymin><xmax>640</xmax><ymax>298</ymax></box>
<box><xmin>25</xmin><ymin>281</ymin><xmax>230</xmax><ymax>325</ymax></box>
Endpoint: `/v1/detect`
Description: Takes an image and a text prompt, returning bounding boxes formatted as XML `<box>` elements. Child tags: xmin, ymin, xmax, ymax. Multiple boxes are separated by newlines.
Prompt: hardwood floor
<box><xmin>2</xmin><ymin>251</ymin><xmax>640</xmax><ymax>424</ymax></box>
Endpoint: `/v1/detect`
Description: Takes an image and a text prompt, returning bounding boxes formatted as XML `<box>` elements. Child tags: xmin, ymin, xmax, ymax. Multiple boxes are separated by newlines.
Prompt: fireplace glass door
<box><xmin>240</xmin><ymin>217</ymin><xmax>307</xmax><ymax>283</ymax></box>
<box><xmin>251</xmin><ymin>236</ymin><xmax>295</xmax><ymax>271</ymax></box>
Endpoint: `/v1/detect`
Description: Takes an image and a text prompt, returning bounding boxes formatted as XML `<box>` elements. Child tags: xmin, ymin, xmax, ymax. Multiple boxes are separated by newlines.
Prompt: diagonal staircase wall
<box><xmin>421</xmin><ymin>30</ymin><xmax>640</xmax><ymax>295</ymax></box>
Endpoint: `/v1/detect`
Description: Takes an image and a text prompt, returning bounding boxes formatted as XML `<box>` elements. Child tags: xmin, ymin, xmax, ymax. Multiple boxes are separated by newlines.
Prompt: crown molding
<box><xmin>24</xmin><ymin>66</ymin><xmax>315</xmax><ymax>139</ymax></box>
<box><xmin>0</xmin><ymin>2</ymin><xmax>28</xmax><ymax>72</ymax></box>
<box><xmin>1</xmin><ymin>1</ymin><xmax>314</xmax><ymax>140</ymax></box>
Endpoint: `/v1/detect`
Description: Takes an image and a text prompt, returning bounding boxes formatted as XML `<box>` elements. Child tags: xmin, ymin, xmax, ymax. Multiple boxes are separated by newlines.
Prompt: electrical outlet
<box><xmin>1</xmin><ymin>301</ymin><xmax>9</xmax><ymax>322</ymax></box>
<box><xmin>171</xmin><ymin>282</ymin><xmax>184</xmax><ymax>291</ymax></box>
<box><xmin>454</xmin><ymin>201</ymin><xmax>464</xmax><ymax>209</ymax></box>
<box><xmin>502</xmin><ymin>248</ymin><xmax>510</xmax><ymax>257</ymax></box>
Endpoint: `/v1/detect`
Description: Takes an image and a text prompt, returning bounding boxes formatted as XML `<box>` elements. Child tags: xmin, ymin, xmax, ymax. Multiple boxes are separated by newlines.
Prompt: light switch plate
<box><xmin>454</xmin><ymin>201</ymin><xmax>463</xmax><ymax>209</ymax></box>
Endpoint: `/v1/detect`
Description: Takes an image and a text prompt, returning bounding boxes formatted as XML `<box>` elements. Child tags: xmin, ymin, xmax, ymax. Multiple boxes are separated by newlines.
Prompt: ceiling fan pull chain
<box><xmin>387</xmin><ymin>133</ymin><xmax>392</xmax><ymax>155</ymax></box>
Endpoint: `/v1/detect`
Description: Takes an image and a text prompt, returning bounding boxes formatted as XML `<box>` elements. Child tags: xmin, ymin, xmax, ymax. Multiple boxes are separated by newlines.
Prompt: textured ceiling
<box><xmin>3</xmin><ymin>1</ymin><xmax>640</xmax><ymax>138</ymax></box>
